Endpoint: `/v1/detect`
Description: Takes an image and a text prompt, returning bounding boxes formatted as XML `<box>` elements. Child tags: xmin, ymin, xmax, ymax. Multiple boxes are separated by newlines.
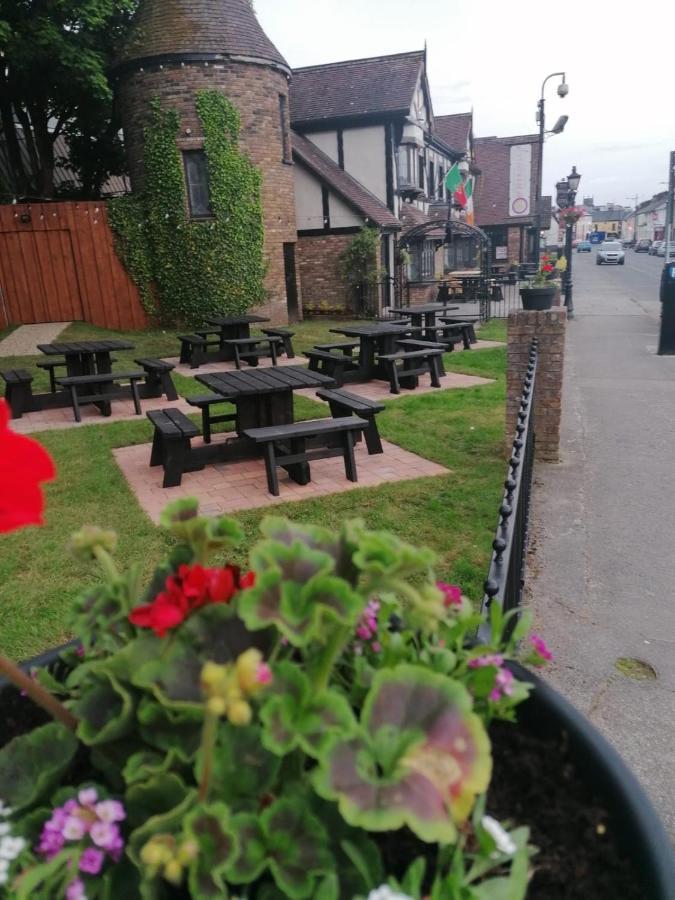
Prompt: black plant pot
<box><xmin>519</xmin><ymin>285</ymin><xmax>557</xmax><ymax>311</ymax></box>
<box><xmin>507</xmin><ymin>662</ymin><xmax>675</xmax><ymax>899</ymax></box>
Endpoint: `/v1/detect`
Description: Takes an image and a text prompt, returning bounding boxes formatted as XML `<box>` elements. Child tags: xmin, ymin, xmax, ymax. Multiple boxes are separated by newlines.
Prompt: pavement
<box><xmin>0</xmin><ymin>322</ymin><xmax>70</xmax><ymax>357</ymax></box>
<box><xmin>527</xmin><ymin>249</ymin><xmax>675</xmax><ymax>834</ymax></box>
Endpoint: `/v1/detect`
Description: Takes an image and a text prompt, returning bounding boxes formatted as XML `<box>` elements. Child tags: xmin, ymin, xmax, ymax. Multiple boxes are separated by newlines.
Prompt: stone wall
<box><xmin>507</xmin><ymin>226</ymin><xmax>522</xmax><ymax>264</ymax></box>
<box><xmin>115</xmin><ymin>61</ymin><xmax>297</xmax><ymax>324</ymax></box>
<box><xmin>297</xmin><ymin>233</ymin><xmax>385</xmax><ymax>316</ymax></box>
<box><xmin>507</xmin><ymin>309</ymin><xmax>567</xmax><ymax>461</ymax></box>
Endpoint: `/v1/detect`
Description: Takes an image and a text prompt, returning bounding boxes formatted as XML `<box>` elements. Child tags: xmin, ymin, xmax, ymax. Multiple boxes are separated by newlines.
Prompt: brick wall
<box><xmin>297</xmin><ymin>234</ymin><xmax>352</xmax><ymax>314</ymax></box>
<box><xmin>507</xmin><ymin>309</ymin><xmax>567</xmax><ymax>461</ymax></box>
<box><xmin>116</xmin><ymin>60</ymin><xmax>297</xmax><ymax>324</ymax></box>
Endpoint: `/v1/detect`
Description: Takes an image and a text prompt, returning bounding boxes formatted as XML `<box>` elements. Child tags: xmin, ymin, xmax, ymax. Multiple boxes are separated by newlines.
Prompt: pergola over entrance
<box><xmin>398</xmin><ymin>213</ymin><xmax>493</xmax><ymax>317</ymax></box>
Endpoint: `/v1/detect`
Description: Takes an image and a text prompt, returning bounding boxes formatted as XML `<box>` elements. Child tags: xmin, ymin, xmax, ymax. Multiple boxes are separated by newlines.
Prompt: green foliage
<box><xmin>109</xmin><ymin>92</ymin><xmax>266</xmax><ymax>325</ymax></box>
<box><xmin>338</xmin><ymin>226</ymin><xmax>383</xmax><ymax>284</ymax></box>
<box><xmin>3</xmin><ymin>501</ymin><xmax>540</xmax><ymax>898</ymax></box>
<box><xmin>0</xmin><ymin>0</ymin><xmax>135</xmax><ymax>198</ymax></box>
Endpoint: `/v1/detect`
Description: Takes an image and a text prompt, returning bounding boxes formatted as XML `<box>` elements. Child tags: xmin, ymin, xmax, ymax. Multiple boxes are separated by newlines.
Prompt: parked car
<box><xmin>596</xmin><ymin>241</ymin><xmax>625</xmax><ymax>265</ymax></box>
<box><xmin>649</xmin><ymin>241</ymin><xmax>663</xmax><ymax>256</ymax></box>
<box><xmin>656</xmin><ymin>242</ymin><xmax>675</xmax><ymax>258</ymax></box>
<box><xmin>635</xmin><ymin>239</ymin><xmax>651</xmax><ymax>253</ymax></box>
<box><xmin>576</xmin><ymin>241</ymin><xmax>592</xmax><ymax>253</ymax></box>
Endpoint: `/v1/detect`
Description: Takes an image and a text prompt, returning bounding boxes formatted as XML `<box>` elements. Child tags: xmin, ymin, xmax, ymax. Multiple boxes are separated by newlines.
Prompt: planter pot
<box><xmin>496</xmin><ymin>662</ymin><xmax>675</xmax><ymax>899</ymax></box>
<box><xmin>519</xmin><ymin>285</ymin><xmax>557</xmax><ymax>311</ymax></box>
<box><xmin>2</xmin><ymin>651</ymin><xmax>673</xmax><ymax>898</ymax></box>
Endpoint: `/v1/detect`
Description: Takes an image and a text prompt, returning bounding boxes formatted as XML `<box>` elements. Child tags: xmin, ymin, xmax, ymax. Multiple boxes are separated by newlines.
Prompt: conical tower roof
<box><xmin>114</xmin><ymin>0</ymin><xmax>289</xmax><ymax>75</ymax></box>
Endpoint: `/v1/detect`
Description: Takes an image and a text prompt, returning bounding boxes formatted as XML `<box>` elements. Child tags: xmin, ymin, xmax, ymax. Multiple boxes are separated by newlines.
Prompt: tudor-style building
<box><xmin>289</xmin><ymin>50</ymin><xmax>466</xmax><ymax>311</ymax></box>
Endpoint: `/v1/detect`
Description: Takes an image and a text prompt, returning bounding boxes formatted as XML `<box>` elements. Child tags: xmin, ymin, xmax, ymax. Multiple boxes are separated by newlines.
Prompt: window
<box><xmin>398</xmin><ymin>145</ymin><xmax>416</xmax><ymax>186</ymax></box>
<box><xmin>445</xmin><ymin>238</ymin><xmax>478</xmax><ymax>271</ymax></box>
<box><xmin>428</xmin><ymin>160</ymin><xmax>434</xmax><ymax>198</ymax></box>
<box><xmin>409</xmin><ymin>240</ymin><xmax>436</xmax><ymax>281</ymax></box>
<box><xmin>279</xmin><ymin>94</ymin><xmax>291</xmax><ymax>163</ymax></box>
<box><xmin>418</xmin><ymin>155</ymin><xmax>425</xmax><ymax>190</ymax></box>
<box><xmin>183</xmin><ymin>150</ymin><xmax>211</xmax><ymax>218</ymax></box>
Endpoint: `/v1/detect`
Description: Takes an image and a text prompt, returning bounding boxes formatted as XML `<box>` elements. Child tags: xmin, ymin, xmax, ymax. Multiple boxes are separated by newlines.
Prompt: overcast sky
<box><xmin>256</xmin><ymin>0</ymin><xmax>673</xmax><ymax>209</ymax></box>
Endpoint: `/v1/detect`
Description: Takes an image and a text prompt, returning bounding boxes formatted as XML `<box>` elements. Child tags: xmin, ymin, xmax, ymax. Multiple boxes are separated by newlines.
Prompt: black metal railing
<box><xmin>480</xmin><ymin>339</ymin><xmax>538</xmax><ymax>637</ymax></box>
<box><xmin>349</xmin><ymin>279</ymin><xmax>396</xmax><ymax>318</ymax></box>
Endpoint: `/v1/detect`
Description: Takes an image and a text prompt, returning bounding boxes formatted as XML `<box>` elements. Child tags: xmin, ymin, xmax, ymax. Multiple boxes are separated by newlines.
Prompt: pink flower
<box><xmin>90</xmin><ymin>821</ymin><xmax>120</xmax><ymax>851</ymax></box>
<box><xmin>490</xmin><ymin>668</ymin><xmax>515</xmax><ymax>702</ymax></box>
<box><xmin>77</xmin><ymin>789</ymin><xmax>98</xmax><ymax>807</ymax></box>
<box><xmin>530</xmin><ymin>634</ymin><xmax>553</xmax><ymax>662</ymax></box>
<box><xmin>37</xmin><ymin>829</ymin><xmax>65</xmax><ymax>859</ymax></box>
<box><xmin>66</xmin><ymin>879</ymin><xmax>88</xmax><ymax>900</ymax></box>
<box><xmin>94</xmin><ymin>801</ymin><xmax>126</xmax><ymax>824</ymax></box>
<box><xmin>468</xmin><ymin>654</ymin><xmax>504</xmax><ymax>669</ymax></box>
<box><xmin>63</xmin><ymin>816</ymin><xmax>88</xmax><ymax>841</ymax></box>
<box><xmin>256</xmin><ymin>663</ymin><xmax>273</xmax><ymax>686</ymax></box>
<box><xmin>437</xmin><ymin>582</ymin><xmax>462</xmax><ymax>607</ymax></box>
<box><xmin>371</xmin><ymin>641</ymin><xmax>381</xmax><ymax>653</ymax></box>
<box><xmin>79</xmin><ymin>848</ymin><xmax>105</xmax><ymax>875</ymax></box>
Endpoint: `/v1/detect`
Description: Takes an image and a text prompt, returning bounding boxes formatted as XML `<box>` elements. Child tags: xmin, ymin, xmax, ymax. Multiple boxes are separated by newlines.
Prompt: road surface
<box><xmin>527</xmin><ymin>246</ymin><xmax>675</xmax><ymax>834</ymax></box>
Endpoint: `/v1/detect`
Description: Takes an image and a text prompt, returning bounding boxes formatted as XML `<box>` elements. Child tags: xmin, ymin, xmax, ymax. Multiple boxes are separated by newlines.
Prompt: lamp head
<box><xmin>568</xmin><ymin>166</ymin><xmax>581</xmax><ymax>192</ymax></box>
<box><xmin>557</xmin><ymin>78</ymin><xmax>569</xmax><ymax>98</ymax></box>
<box><xmin>550</xmin><ymin>115</ymin><xmax>569</xmax><ymax>135</ymax></box>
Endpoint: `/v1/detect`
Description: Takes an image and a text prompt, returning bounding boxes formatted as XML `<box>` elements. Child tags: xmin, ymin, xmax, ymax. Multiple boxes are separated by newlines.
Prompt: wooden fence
<box><xmin>0</xmin><ymin>201</ymin><xmax>148</xmax><ymax>331</ymax></box>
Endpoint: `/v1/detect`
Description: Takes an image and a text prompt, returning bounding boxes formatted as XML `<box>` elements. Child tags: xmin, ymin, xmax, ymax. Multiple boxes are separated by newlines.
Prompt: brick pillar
<box><xmin>507</xmin><ymin>309</ymin><xmax>567</xmax><ymax>462</ymax></box>
<box><xmin>507</xmin><ymin>226</ymin><xmax>521</xmax><ymax>264</ymax></box>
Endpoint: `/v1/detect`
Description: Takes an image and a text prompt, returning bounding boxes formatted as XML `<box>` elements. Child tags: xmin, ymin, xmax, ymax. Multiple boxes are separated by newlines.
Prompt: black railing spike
<box><xmin>492</xmin><ymin>537</ymin><xmax>507</xmax><ymax>560</ymax></box>
<box><xmin>500</xmin><ymin>502</ymin><xmax>513</xmax><ymax>520</ymax></box>
<box><xmin>514</xmin><ymin>438</ymin><xmax>524</xmax><ymax>450</ymax></box>
<box><xmin>510</xmin><ymin>456</ymin><xmax>521</xmax><ymax>469</ymax></box>
<box><xmin>505</xmin><ymin>476</ymin><xmax>517</xmax><ymax>493</ymax></box>
<box><xmin>516</xmin><ymin>423</ymin><xmax>525</xmax><ymax>433</ymax></box>
<box><xmin>484</xmin><ymin>578</ymin><xmax>500</xmax><ymax>598</ymax></box>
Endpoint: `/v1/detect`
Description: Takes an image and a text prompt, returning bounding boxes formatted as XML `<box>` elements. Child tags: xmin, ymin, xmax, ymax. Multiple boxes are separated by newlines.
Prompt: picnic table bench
<box><xmin>134</xmin><ymin>358</ymin><xmax>178</xmax><ymax>400</ymax></box>
<box><xmin>315</xmin><ymin>388</ymin><xmax>385</xmax><ymax>454</ymax></box>
<box><xmin>1</xmin><ymin>369</ymin><xmax>34</xmax><ymax>418</ymax></box>
<box><xmin>224</xmin><ymin>336</ymin><xmax>282</xmax><ymax>369</ymax></box>
<box><xmin>378</xmin><ymin>347</ymin><xmax>444</xmax><ymax>394</ymax></box>
<box><xmin>242</xmin><ymin>416</ymin><xmax>368</xmax><ymax>496</ymax></box>
<box><xmin>147</xmin><ymin>408</ymin><xmax>204</xmax><ymax>488</ymax></box>
<box><xmin>56</xmin><ymin>371</ymin><xmax>144</xmax><ymax>422</ymax></box>
<box><xmin>186</xmin><ymin>394</ymin><xmax>236</xmax><ymax>443</ymax></box>
<box><xmin>304</xmin><ymin>348</ymin><xmax>358</xmax><ymax>386</ymax></box>
<box><xmin>260</xmin><ymin>328</ymin><xmax>295</xmax><ymax>357</ymax></box>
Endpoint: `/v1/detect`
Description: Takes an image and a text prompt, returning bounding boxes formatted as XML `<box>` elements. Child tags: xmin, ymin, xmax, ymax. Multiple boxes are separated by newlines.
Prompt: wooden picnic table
<box><xmin>389</xmin><ymin>303</ymin><xmax>460</xmax><ymax>336</ymax></box>
<box><xmin>37</xmin><ymin>340</ymin><xmax>135</xmax><ymax>378</ymax></box>
<box><xmin>195</xmin><ymin>364</ymin><xmax>336</xmax><ymax>480</ymax></box>
<box><xmin>328</xmin><ymin>322</ymin><xmax>412</xmax><ymax>382</ymax></box>
<box><xmin>202</xmin><ymin>314</ymin><xmax>271</xmax><ymax>359</ymax></box>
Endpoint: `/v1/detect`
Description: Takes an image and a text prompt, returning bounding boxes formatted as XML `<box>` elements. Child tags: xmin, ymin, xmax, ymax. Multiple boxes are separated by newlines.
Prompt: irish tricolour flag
<box><xmin>445</xmin><ymin>163</ymin><xmax>473</xmax><ymax>209</ymax></box>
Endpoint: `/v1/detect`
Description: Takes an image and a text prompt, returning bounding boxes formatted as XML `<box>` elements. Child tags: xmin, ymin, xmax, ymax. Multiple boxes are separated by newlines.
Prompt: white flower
<box><xmin>0</xmin><ymin>824</ymin><xmax>9</xmax><ymax>836</ymax></box>
<box><xmin>482</xmin><ymin>815</ymin><xmax>517</xmax><ymax>855</ymax></box>
<box><xmin>0</xmin><ymin>802</ymin><xmax>12</xmax><ymax>818</ymax></box>
<box><xmin>0</xmin><ymin>857</ymin><xmax>9</xmax><ymax>885</ymax></box>
<box><xmin>367</xmin><ymin>888</ymin><xmax>415</xmax><ymax>900</ymax></box>
<box><xmin>0</xmin><ymin>835</ymin><xmax>26</xmax><ymax>860</ymax></box>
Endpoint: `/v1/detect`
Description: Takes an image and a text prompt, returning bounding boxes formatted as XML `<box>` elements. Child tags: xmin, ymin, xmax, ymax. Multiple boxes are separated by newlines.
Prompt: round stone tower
<box><xmin>112</xmin><ymin>0</ymin><xmax>298</xmax><ymax>323</ymax></box>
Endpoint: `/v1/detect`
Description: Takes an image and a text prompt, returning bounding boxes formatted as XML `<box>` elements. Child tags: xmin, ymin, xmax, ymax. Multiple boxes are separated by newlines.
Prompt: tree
<box><xmin>0</xmin><ymin>0</ymin><xmax>137</xmax><ymax>199</ymax></box>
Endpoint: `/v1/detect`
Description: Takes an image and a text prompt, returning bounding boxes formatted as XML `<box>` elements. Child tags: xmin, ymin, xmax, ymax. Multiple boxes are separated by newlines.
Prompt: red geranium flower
<box><xmin>129</xmin><ymin>563</ymin><xmax>256</xmax><ymax>637</ymax></box>
<box><xmin>542</xmin><ymin>264</ymin><xmax>554</xmax><ymax>273</ymax></box>
<box><xmin>0</xmin><ymin>398</ymin><xmax>56</xmax><ymax>534</ymax></box>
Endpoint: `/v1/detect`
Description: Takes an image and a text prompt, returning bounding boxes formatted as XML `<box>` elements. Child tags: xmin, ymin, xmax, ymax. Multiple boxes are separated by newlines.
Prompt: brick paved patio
<box><xmin>114</xmin><ymin>436</ymin><xmax>449</xmax><ymax>522</ymax></box>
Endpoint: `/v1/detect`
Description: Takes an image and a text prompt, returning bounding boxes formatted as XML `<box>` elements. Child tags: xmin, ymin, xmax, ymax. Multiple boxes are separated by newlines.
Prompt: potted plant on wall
<box><xmin>519</xmin><ymin>254</ymin><xmax>559</xmax><ymax>310</ymax></box>
<box><xmin>0</xmin><ymin>401</ymin><xmax>673</xmax><ymax>899</ymax></box>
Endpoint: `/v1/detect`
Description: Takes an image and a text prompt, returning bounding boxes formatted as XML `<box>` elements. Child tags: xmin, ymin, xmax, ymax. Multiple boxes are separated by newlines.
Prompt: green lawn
<box><xmin>0</xmin><ymin>318</ymin><xmax>507</xmax><ymax>660</ymax></box>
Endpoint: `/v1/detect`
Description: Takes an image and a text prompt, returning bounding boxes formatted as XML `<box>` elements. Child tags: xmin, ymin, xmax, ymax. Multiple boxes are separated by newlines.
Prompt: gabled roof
<box><xmin>292</xmin><ymin>133</ymin><xmax>400</xmax><ymax>230</ymax></box>
<box><xmin>290</xmin><ymin>50</ymin><xmax>424</xmax><ymax>126</ymax></box>
<box><xmin>114</xmin><ymin>0</ymin><xmax>289</xmax><ymax>74</ymax></box>
<box><xmin>434</xmin><ymin>113</ymin><xmax>472</xmax><ymax>154</ymax></box>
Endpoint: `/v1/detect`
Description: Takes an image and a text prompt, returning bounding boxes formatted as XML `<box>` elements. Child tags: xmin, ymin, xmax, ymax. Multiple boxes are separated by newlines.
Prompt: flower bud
<box><xmin>207</xmin><ymin>696</ymin><xmax>227</xmax><ymax>717</ymax></box>
<box><xmin>163</xmin><ymin>858</ymin><xmax>184</xmax><ymax>885</ymax></box>
<box><xmin>141</xmin><ymin>839</ymin><xmax>172</xmax><ymax>868</ymax></box>
<box><xmin>236</xmin><ymin>648</ymin><xmax>263</xmax><ymax>694</ymax></box>
<box><xmin>70</xmin><ymin>525</ymin><xmax>117</xmax><ymax>561</ymax></box>
<box><xmin>177</xmin><ymin>840</ymin><xmax>199</xmax><ymax>865</ymax></box>
<box><xmin>227</xmin><ymin>699</ymin><xmax>252</xmax><ymax>726</ymax></box>
<box><xmin>201</xmin><ymin>661</ymin><xmax>228</xmax><ymax>694</ymax></box>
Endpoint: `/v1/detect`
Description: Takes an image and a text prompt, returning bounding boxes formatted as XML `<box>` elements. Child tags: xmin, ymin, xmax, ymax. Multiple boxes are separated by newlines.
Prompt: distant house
<box><xmin>473</xmin><ymin>133</ymin><xmax>550</xmax><ymax>267</ymax></box>
<box><xmin>633</xmin><ymin>193</ymin><xmax>667</xmax><ymax>242</ymax></box>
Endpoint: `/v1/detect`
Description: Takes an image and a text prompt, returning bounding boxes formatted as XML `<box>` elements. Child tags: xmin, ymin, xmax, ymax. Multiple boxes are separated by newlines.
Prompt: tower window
<box><xmin>183</xmin><ymin>150</ymin><xmax>212</xmax><ymax>218</ymax></box>
<box><xmin>279</xmin><ymin>94</ymin><xmax>292</xmax><ymax>163</ymax></box>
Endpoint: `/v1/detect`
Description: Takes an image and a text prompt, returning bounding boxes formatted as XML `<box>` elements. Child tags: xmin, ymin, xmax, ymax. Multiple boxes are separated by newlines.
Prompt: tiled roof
<box><xmin>290</xmin><ymin>50</ymin><xmax>424</xmax><ymax>125</ymax></box>
<box><xmin>115</xmin><ymin>0</ymin><xmax>289</xmax><ymax>72</ymax></box>
<box><xmin>398</xmin><ymin>203</ymin><xmax>445</xmax><ymax>237</ymax></box>
<box><xmin>434</xmin><ymin>113</ymin><xmax>472</xmax><ymax>154</ymax></box>
<box><xmin>292</xmin><ymin>133</ymin><xmax>400</xmax><ymax>229</ymax></box>
<box><xmin>474</xmin><ymin>135</ymin><xmax>540</xmax><ymax>227</ymax></box>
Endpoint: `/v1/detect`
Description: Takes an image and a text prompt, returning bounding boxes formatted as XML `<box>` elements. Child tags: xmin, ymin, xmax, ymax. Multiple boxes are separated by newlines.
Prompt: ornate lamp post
<box><xmin>556</xmin><ymin>166</ymin><xmax>582</xmax><ymax>319</ymax></box>
<box><xmin>533</xmin><ymin>72</ymin><xmax>569</xmax><ymax>264</ymax></box>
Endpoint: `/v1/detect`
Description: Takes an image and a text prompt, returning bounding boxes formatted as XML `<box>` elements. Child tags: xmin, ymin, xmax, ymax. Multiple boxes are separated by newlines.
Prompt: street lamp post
<box><xmin>557</xmin><ymin>166</ymin><xmax>581</xmax><ymax>319</ymax></box>
<box><xmin>533</xmin><ymin>72</ymin><xmax>569</xmax><ymax>264</ymax></box>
